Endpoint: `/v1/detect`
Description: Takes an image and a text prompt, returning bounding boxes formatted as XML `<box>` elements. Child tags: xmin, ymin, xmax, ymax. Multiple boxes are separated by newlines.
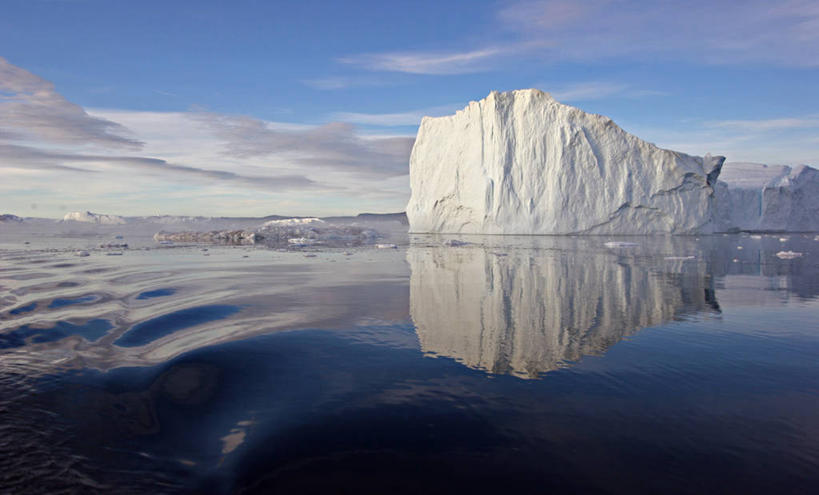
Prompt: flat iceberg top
<box><xmin>408</xmin><ymin>89</ymin><xmax>724</xmax><ymax>235</ymax></box>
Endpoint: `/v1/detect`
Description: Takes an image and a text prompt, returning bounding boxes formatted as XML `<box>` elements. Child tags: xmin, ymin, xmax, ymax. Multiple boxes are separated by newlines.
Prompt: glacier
<box><xmin>407</xmin><ymin>89</ymin><xmax>725</xmax><ymax>235</ymax></box>
<box><xmin>714</xmin><ymin>163</ymin><xmax>819</xmax><ymax>232</ymax></box>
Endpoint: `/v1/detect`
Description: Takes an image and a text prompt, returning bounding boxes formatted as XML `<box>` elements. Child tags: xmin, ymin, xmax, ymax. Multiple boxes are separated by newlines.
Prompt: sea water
<box><xmin>1</xmin><ymin>232</ymin><xmax>817</xmax><ymax>493</ymax></box>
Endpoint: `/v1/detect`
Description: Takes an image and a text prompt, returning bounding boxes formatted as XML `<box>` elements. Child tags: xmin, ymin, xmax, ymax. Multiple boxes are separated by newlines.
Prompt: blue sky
<box><xmin>1</xmin><ymin>0</ymin><xmax>818</xmax><ymax>217</ymax></box>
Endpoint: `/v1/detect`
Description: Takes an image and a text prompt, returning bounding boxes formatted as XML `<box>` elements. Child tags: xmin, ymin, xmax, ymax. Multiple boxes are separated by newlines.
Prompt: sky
<box><xmin>1</xmin><ymin>0</ymin><xmax>818</xmax><ymax>218</ymax></box>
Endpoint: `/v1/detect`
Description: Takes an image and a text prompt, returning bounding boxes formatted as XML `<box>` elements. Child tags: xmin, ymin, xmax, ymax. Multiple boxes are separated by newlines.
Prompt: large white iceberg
<box><xmin>714</xmin><ymin>163</ymin><xmax>819</xmax><ymax>232</ymax></box>
<box><xmin>407</xmin><ymin>89</ymin><xmax>724</xmax><ymax>235</ymax></box>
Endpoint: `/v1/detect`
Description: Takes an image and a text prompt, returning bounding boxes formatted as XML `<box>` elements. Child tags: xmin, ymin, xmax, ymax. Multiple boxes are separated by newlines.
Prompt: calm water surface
<box><xmin>1</xmin><ymin>233</ymin><xmax>817</xmax><ymax>494</ymax></box>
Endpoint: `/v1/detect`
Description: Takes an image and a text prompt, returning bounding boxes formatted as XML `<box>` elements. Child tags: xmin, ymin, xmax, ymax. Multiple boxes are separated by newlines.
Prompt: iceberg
<box><xmin>63</xmin><ymin>211</ymin><xmax>126</xmax><ymax>225</ymax></box>
<box><xmin>714</xmin><ymin>163</ymin><xmax>819</xmax><ymax>232</ymax></box>
<box><xmin>407</xmin><ymin>89</ymin><xmax>724</xmax><ymax>235</ymax></box>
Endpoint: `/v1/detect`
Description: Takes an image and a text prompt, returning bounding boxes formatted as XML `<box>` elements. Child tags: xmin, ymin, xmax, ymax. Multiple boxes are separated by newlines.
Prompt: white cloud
<box><xmin>189</xmin><ymin>112</ymin><xmax>414</xmax><ymax>177</ymax></box>
<box><xmin>0</xmin><ymin>58</ymin><xmax>414</xmax><ymax>218</ymax></box>
<box><xmin>0</xmin><ymin>56</ymin><xmax>143</xmax><ymax>148</ymax></box>
<box><xmin>338</xmin><ymin>1</ymin><xmax>819</xmax><ymax>76</ymax></box>
<box><xmin>338</xmin><ymin>42</ymin><xmax>546</xmax><ymax>75</ymax></box>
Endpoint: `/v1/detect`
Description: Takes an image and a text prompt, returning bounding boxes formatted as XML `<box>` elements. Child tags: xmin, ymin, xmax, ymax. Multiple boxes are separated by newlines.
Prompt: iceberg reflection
<box><xmin>409</xmin><ymin>242</ymin><xmax>720</xmax><ymax>378</ymax></box>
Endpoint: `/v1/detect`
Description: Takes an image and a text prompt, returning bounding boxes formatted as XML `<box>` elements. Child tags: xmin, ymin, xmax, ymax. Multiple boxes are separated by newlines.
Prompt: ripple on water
<box><xmin>114</xmin><ymin>305</ymin><xmax>241</xmax><ymax>348</ymax></box>
<box><xmin>0</xmin><ymin>319</ymin><xmax>113</xmax><ymax>349</ymax></box>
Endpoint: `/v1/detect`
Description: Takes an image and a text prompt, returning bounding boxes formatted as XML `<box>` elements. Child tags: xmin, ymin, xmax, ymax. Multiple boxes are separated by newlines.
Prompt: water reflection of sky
<box><xmin>0</xmin><ymin>234</ymin><xmax>817</xmax><ymax>493</ymax></box>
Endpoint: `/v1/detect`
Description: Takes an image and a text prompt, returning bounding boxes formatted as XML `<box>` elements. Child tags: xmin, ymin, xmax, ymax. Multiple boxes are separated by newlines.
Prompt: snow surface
<box><xmin>407</xmin><ymin>89</ymin><xmax>725</xmax><ymax>235</ymax></box>
<box><xmin>714</xmin><ymin>163</ymin><xmax>819</xmax><ymax>232</ymax></box>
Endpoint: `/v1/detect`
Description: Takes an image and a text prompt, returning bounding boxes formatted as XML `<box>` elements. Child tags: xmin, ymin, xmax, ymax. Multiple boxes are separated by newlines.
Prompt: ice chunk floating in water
<box><xmin>62</xmin><ymin>210</ymin><xmax>127</xmax><ymax>225</ymax></box>
<box><xmin>407</xmin><ymin>89</ymin><xmax>724</xmax><ymax>235</ymax></box>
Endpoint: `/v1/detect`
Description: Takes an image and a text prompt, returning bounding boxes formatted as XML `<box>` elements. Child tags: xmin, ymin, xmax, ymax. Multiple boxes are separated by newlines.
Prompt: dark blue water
<box><xmin>0</xmin><ymin>319</ymin><xmax>113</xmax><ymax>349</ymax></box>
<box><xmin>137</xmin><ymin>288</ymin><xmax>177</xmax><ymax>299</ymax></box>
<box><xmin>1</xmin><ymin>235</ymin><xmax>817</xmax><ymax>494</ymax></box>
<box><xmin>114</xmin><ymin>305</ymin><xmax>241</xmax><ymax>347</ymax></box>
<box><xmin>49</xmin><ymin>294</ymin><xmax>100</xmax><ymax>308</ymax></box>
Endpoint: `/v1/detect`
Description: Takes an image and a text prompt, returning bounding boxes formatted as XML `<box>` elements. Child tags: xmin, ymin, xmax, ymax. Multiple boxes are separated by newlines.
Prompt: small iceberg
<box><xmin>604</xmin><ymin>241</ymin><xmax>640</xmax><ymax>248</ymax></box>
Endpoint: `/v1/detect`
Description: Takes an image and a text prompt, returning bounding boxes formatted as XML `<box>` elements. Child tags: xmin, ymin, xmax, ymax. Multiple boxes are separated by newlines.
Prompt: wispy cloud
<box><xmin>0</xmin><ymin>59</ymin><xmax>415</xmax><ymax>217</ymax></box>
<box><xmin>334</xmin><ymin>1</ymin><xmax>819</xmax><ymax>79</ymax></box>
<box><xmin>191</xmin><ymin>112</ymin><xmax>414</xmax><ymax>176</ymax></box>
<box><xmin>499</xmin><ymin>0</ymin><xmax>819</xmax><ymax>67</ymax></box>
<box><xmin>338</xmin><ymin>42</ymin><xmax>546</xmax><ymax>75</ymax></box>
<box><xmin>0</xmin><ymin>57</ymin><xmax>143</xmax><ymax>148</ymax></box>
<box><xmin>0</xmin><ymin>142</ymin><xmax>319</xmax><ymax>190</ymax></box>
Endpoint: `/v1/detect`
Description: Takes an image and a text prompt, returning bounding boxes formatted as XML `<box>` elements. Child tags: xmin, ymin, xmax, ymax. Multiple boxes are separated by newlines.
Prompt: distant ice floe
<box><xmin>63</xmin><ymin>211</ymin><xmax>127</xmax><ymax>225</ymax></box>
<box><xmin>154</xmin><ymin>230</ymin><xmax>258</xmax><ymax>245</ymax></box>
<box><xmin>604</xmin><ymin>241</ymin><xmax>640</xmax><ymax>248</ymax></box>
<box><xmin>153</xmin><ymin>217</ymin><xmax>382</xmax><ymax>248</ymax></box>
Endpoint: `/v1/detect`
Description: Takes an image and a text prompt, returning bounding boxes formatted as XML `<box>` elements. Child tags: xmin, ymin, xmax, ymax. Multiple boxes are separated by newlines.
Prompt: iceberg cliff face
<box><xmin>714</xmin><ymin>163</ymin><xmax>819</xmax><ymax>232</ymax></box>
<box><xmin>407</xmin><ymin>89</ymin><xmax>724</xmax><ymax>235</ymax></box>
